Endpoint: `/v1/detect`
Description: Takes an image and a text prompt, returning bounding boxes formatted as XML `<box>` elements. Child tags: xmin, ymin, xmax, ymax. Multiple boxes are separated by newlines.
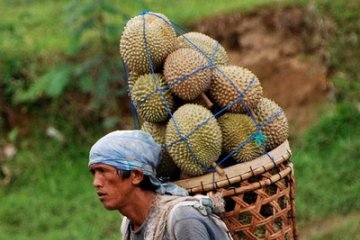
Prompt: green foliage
<box><xmin>309</xmin><ymin>214</ymin><xmax>360</xmax><ymax>240</ymax></box>
<box><xmin>0</xmin><ymin>0</ymin><xmax>69</xmax><ymax>106</ymax></box>
<box><xmin>0</xmin><ymin>22</ymin><xmax>30</xmax><ymax>106</ymax></box>
<box><xmin>15</xmin><ymin>65</ymin><xmax>72</xmax><ymax>102</ymax></box>
<box><xmin>0</xmin><ymin>0</ymin><xmax>290</xmax><ymax>104</ymax></box>
<box><xmin>1</xmin><ymin>0</ymin><xmax>360</xmax><ymax>239</ymax></box>
<box><xmin>0</xmin><ymin>0</ymin><xmax>294</xmax><ymax>126</ymax></box>
<box><xmin>294</xmin><ymin>102</ymin><xmax>360</xmax><ymax>221</ymax></box>
<box><xmin>65</xmin><ymin>0</ymin><xmax>125</xmax><ymax>55</ymax></box>
<box><xmin>0</xmin><ymin>124</ymin><xmax>119</xmax><ymax>240</ymax></box>
<box><xmin>11</xmin><ymin>0</ymin><xmax>128</xmax><ymax>109</ymax></box>
<box><xmin>317</xmin><ymin>0</ymin><xmax>360</xmax><ymax>102</ymax></box>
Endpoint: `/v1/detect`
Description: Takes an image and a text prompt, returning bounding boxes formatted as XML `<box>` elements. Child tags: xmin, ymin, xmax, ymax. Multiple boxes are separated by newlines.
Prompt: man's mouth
<box><xmin>97</xmin><ymin>192</ymin><xmax>107</xmax><ymax>200</ymax></box>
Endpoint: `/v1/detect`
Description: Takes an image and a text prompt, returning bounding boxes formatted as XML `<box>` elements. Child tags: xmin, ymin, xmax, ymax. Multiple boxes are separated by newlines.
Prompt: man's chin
<box><xmin>102</xmin><ymin>203</ymin><xmax>117</xmax><ymax>210</ymax></box>
<box><xmin>104</xmin><ymin>204</ymin><xmax>116</xmax><ymax>210</ymax></box>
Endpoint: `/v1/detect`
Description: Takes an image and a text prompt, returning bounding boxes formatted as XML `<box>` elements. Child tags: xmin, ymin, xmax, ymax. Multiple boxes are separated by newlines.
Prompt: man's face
<box><xmin>89</xmin><ymin>163</ymin><xmax>132</xmax><ymax>210</ymax></box>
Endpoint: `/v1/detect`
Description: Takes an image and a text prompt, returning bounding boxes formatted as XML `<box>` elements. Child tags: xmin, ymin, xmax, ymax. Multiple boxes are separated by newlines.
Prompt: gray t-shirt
<box><xmin>129</xmin><ymin>204</ymin><xmax>230</xmax><ymax>240</ymax></box>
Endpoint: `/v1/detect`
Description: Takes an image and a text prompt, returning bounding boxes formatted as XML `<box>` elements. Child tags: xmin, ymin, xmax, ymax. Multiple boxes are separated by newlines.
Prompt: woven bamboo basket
<box><xmin>174</xmin><ymin>140</ymin><xmax>297</xmax><ymax>240</ymax></box>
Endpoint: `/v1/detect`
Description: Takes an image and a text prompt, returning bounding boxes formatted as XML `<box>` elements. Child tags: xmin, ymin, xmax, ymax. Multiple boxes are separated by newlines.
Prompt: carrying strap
<box><xmin>120</xmin><ymin>216</ymin><xmax>130</xmax><ymax>240</ymax></box>
<box><xmin>167</xmin><ymin>196</ymin><xmax>233</xmax><ymax>240</ymax></box>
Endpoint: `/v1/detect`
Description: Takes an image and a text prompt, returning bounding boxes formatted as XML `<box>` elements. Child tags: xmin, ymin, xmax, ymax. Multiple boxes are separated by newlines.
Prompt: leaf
<box><xmin>15</xmin><ymin>75</ymin><xmax>51</xmax><ymax>102</ymax></box>
<box><xmin>65</xmin><ymin>1</ymin><xmax>97</xmax><ymax>25</ymax></box>
<box><xmin>64</xmin><ymin>0</ymin><xmax>81</xmax><ymax>24</ymax></box>
<box><xmin>0</xmin><ymin>21</ymin><xmax>16</xmax><ymax>33</ymax></box>
<box><xmin>73</xmin><ymin>17</ymin><xmax>96</xmax><ymax>37</ymax></box>
<box><xmin>105</xmin><ymin>23</ymin><xmax>121</xmax><ymax>38</ymax></box>
<box><xmin>78</xmin><ymin>2</ymin><xmax>98</xmax><ymax>17</ymax></box>
<box><xmin>74</xmin><ymin>57</ymin><xmax>102</xmax><ymax>77</ymax></box>
<box><xmin>79</xmin><ymin>75</ymin><xmax>93</xmax><ymax>93</ymax></box>
<box><xmin>14</xmin><ymin>65</ymin><xmax>72</xmax><ymax>102</ymax></box>
<box><xmin>45</xmin><ymin>65</ymin><xmax>72</xmax><ymax>97</ymax></box>
<box><xmin>92</xmin><ymin>68</ymin><xmax>111</xmax><ymax>105</ymax></box>
<box><xmin>8</xmin><ymin>128</ymin><xmax>19</xmax><ymax>142</ymax></box>
<box><xmin>66</xmin><ymin>37</ymin><xmax>81</xmax><ymax>56</ymax></box>
<box><xmin>100</xmin><ymin>2</ymin><xmax>120</xmax><ymax>15</ymax></box>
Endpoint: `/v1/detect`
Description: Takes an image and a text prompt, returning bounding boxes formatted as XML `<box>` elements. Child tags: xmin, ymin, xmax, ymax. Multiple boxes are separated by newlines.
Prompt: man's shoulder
<box><xmin>166</xmin><ymin>198</ymin><xmax>233</xmax><ymax>240</ymax></box>
<box><xmin>170</xmin><ymin>201</ymin><xmax>205</xmax><ymax>220</ymax></box>
<box><xmin>168</xmin><ymin>199</ymin><xmax>216</xmax><ymax>226</ymax></box>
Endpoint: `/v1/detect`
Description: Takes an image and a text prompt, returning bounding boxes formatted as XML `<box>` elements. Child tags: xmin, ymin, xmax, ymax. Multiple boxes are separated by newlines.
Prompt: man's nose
<box><xmin>92</xmin><ymin>173</ymin><xmax>102</xmax><ymax>188</ymax></box>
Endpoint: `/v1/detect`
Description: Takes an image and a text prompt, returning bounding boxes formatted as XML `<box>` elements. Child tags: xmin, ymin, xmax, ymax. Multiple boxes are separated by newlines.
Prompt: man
<box><xmin>88</xmin><ymin>130</ymin><xmax>233</xmax><ymax>240</ymax></box>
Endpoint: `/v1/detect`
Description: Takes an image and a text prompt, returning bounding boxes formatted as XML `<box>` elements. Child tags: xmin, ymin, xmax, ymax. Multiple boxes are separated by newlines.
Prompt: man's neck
<box><xmin>120</xmin><ymin>190</ymin><xmax>157</xmax><ymax>231</ymax></box>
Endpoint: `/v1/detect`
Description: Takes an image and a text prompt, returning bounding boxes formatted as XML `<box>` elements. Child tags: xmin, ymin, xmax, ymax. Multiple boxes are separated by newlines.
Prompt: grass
<box><xmin>300</xmin><ymin>212</ymin><xmax>360</xmax><ymax>240</ymax></box>
<box><xmin>315</xmin><ymin>0</ymin><xmax>360</xmax><ymax>102</ymax></box>
<box><xmin>293</xmin><ymin>103</ymin><xmax>360</xmax><ymax>224</ymax></box>
<box><xmin>0</xmin><ymin>0</ymin><xmax>68</xmax><ymax>54</ymax></box>
<box><xmin>0</xmin><ymin>122</ymin><xmax>120</xmax><ymax>240</ymax></box>
<box><xmin>0</xmin><ymin>0</ymin><xmax>296</xmax><ymax>55</ymax></box>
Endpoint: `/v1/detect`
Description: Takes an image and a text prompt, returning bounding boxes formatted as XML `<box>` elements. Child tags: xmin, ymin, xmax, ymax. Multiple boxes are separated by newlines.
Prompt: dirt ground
<box><xmin>191</xmin><ymin>5</ymin><xmax>331</xmax><ymax>136</ymax></box>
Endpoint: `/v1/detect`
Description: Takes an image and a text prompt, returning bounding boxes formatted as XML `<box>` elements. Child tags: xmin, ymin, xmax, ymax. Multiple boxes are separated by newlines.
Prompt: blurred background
<box><xmin>0</xmin><ymin>0</ymin><xmax>359</xmax><ymax>239</ymax></box>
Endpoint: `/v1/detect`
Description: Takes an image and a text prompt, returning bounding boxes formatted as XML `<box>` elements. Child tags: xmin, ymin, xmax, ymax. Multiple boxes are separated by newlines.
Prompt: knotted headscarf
<box><xmin>88</xmin><ymin>130</ymin><xmax>188</xmax><ymax>196</ymax></box>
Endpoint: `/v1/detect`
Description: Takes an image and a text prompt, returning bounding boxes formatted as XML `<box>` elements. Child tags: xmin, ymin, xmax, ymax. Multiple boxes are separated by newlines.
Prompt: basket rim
<box><xmin>173</xmin><ymin>140</ymin><xmax>291</xmax><ymax>192</ymax></box>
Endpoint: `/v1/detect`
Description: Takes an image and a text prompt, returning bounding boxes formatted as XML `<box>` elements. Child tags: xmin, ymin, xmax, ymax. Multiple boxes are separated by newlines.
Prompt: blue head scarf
<box><xmin>88</xmin><ymin>130</ymin><xmax>188</xmax><ymax>196</ymax></box>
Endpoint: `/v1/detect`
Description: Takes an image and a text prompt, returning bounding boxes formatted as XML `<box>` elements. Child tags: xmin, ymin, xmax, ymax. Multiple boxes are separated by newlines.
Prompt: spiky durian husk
<box><xmin>176</xmin><ymin>32</ymin><xmax>229</xmax><ymax>66</ymax></box>
<box><xmin>218</xmin><ymin>113</ymin><xmax>264</xmax><ymax>162</ymax></box>
<box><xmin>120</xmin><ymin>12</ymin><xmax>176</xmax><ymax>74</ymax></box>
<box><xmin>253</xmin><ymin>97</ymin><xmax>289</xmax><ymax>150</ymax></box>
<box><xmin>127</xmin><ymin>71</ymin><xmax>140</xmax><ymax>90</ymax></box>
<box><xmin>209</xmin><ymin>65</ymin><xmax>263</xmax><ymax>113</ymax></box>
<box><xmin>163</xmin><ymin>48</ymin><xmax>213</xmax><ymax>101</ymax></box>
<box><xmin>141</xmin><ymin>121</ymin><xmax>180</xmax><ymax>181</ymax></box>
<box><xmin>131</xmin><ymin>73</ymin><xmax>174</xmax><ymax>123</ymax></box>
<box><xmin>165</xmin><ymin>104</ymin><xmax>222</xmax><ymax>176</ymax></box>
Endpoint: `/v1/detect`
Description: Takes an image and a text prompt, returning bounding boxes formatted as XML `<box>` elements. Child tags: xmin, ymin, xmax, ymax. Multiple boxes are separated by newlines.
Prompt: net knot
<box><xmin>140</xmin><ymin>10</ymin><xmax>150</xmax><ymax>15</ymax></box>
<box><xmin>179</xmin><ymin>135</ymin><xmax>187</xmax><ymax>142</ymax></box>
<box><xmin>254</xmin><ymin>132</ymin><xmax>267</xmax><ymax>146</ymax></box>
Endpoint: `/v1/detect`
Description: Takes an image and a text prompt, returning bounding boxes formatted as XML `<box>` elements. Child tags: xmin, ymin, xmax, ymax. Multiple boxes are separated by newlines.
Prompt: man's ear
<box><xmin>131</xmin><ymin>169</ymin><xmax>144</xmax><ymax>185</ymax></box>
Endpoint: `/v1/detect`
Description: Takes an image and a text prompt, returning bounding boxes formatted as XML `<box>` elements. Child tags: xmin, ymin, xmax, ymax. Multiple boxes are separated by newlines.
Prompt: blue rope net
<box><xmin>122</xmin><ymin>11</ymin><xmax>284</xmax><ymax>176</ymax></box>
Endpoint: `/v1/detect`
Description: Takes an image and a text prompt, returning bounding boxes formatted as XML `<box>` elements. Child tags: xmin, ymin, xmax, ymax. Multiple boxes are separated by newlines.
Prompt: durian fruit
<box><xmin>218</xmin><ymin>113</ymin><xmax>264</xmax><ymax>162</ymax></box>
<box><xmin>131</xmin><ymin>73</ymin><xmax>174</xmax><ymax>123</ymax></box>
<box><xmin>141</xmin><ymin>121</ymin><xmax>180</xmax><ymax>181</ymax></box>
<box><xmin>165</xmin><ymin>104</ymin><xmax>222</xmax><ymax>176</ymax></box>
<box><xmin>253</xmin><ymin>97</ymin><xmax>289</xmax><ymax>150</ymax></box>
<box><xmin>120</xmin><ymin>12</ymin><xmax>176</xmax><ymax>74</ymax></box>
<box><xmin>209</xmin><ymin>65</ymin><xmax>263</xmax><ymax>113</ymax></box>
<box><xmin>127</xmin><ymin>71</ymin><xmax>140</xmax><ymax>90</ymax></box>
<box><xmin>163</xmin><ymin>48</ymin><xmax>213</xmax><ymax>101</ymax></box>
<box><xmin>176</xmin><ymin>32</ymin><xmax>229</xmax><ymax>66</ymax></box>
